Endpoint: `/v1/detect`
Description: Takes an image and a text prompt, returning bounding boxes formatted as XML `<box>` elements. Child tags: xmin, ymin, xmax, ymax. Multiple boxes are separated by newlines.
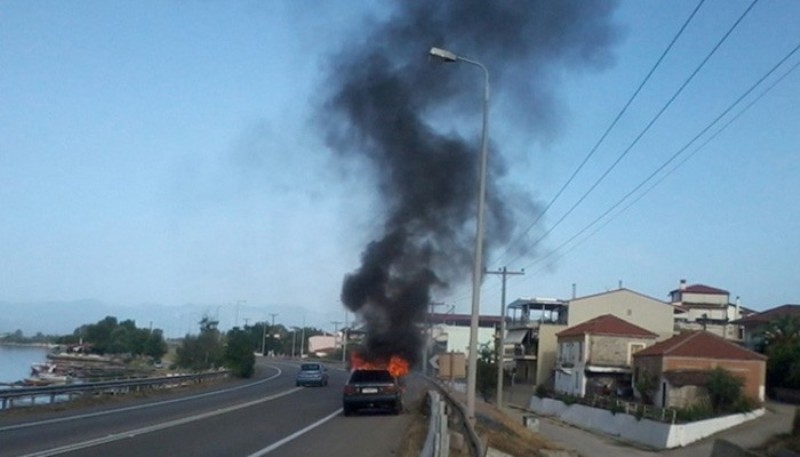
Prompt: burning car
<box><xmin>342</xmin><ymin>354</ymin><xmax>408</xmax><ymax>416</ymax></box>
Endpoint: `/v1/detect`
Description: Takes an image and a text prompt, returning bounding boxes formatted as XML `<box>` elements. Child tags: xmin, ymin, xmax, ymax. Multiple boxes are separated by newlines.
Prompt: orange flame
<box><xmin>350</xmin><ymin>353</ymin><xmax>410</xmax><ymax>378</ymax></box>
<box><xmin>387</xmin><ymin>355</ymin><xmax>410</xmax><ymax>378</ymax></box>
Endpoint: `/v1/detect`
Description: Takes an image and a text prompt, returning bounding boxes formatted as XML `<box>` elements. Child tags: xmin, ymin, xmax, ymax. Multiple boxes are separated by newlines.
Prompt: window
<box><xmin>628</xmin><ymin>342</ymin><xmax>645</xmax><ymax>364</ymax></box>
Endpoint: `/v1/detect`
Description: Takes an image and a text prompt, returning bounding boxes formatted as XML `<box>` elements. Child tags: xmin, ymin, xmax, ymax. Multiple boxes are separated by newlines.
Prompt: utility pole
<box><xmin>485</xmin><ymin>266</ymin><xmax>524</xmax><ymax>407</ymax></box>
<box><xmin>342</xmin><ymin>311</ymin><xmax>349</xmax><ymax>364</ymax></box>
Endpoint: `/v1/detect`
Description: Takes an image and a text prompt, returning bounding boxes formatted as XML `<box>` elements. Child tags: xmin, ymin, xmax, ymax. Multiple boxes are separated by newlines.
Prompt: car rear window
<box><xmin>349</xmin><ymin>369</ymin><xmax>393</xmax><ymax>383</ymax></box>
<box><xmin>301</xmin><ymin>364</ymin><xmax>321</xmax><ymax>371</ymax></box>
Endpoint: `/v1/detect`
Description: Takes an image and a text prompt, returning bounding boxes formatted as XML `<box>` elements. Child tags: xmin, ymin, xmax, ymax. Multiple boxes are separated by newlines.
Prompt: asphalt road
<box><xmin>0</xmin><ymin>359</ymin><xmax>420</xmax><ymax>457</ymax></box>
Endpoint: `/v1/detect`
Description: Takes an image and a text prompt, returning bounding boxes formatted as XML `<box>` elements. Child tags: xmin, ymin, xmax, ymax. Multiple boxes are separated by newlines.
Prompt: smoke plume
<box><xmin>320</xmin><ymin>1</ymin><xmax>619</xmax><ymax>365</ymax></box>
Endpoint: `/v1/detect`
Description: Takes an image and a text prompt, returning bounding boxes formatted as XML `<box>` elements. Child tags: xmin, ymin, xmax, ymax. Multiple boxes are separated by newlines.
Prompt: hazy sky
<box><xmin>2</xmin><ymin>1</ymin><xmax>799</xmax><ymax>333</ymax></box>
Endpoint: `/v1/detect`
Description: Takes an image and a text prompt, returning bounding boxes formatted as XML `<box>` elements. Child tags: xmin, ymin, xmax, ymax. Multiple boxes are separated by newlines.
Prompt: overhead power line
<box><xmin>492</xmin><ymin>0</ymin><xmax>708</xmax><ymax>268</ymax></box>
<box><xmin>501</xmin><ymin>0</ymin><xmax>760</xmax><ymax>269</ymax></box>
<box><xmin>520</xmin><ymin>39</ymin><xmax>800</xmax><ymax>274</ymax></box>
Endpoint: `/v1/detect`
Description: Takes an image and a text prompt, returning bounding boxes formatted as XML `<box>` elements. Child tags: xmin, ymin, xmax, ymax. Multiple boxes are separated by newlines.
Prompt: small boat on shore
<box><xmin>27</xmin><ymin>362</ymin><xmax>72</xmax><ymax>386</ymax></box>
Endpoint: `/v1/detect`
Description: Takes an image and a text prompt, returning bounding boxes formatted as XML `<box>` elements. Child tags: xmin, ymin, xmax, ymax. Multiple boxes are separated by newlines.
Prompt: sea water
<box><xmin>0</xmin><ymin>344</ymin><xmax>50</xmax><ymax>386</ymax></box>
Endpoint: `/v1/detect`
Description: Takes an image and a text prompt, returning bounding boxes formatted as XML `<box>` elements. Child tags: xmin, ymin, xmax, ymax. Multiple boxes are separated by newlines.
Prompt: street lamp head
<box><xmin>429</xmin><ymin>46</ymin><xmax>457</xmax><ymax>62</ymax></box>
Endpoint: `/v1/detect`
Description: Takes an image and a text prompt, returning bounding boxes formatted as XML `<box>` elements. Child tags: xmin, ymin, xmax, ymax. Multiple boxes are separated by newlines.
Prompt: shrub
<box><xmin>535</xmin><ymin>384</ymin><xmax>549</xmax><ymax>398</ymax></box>
<box><xmin>675</xmin><ymin>403</ymin><xmax>715</xmax><ymax>423</ymax></box>
<box><xmin>706</xmin><ymin>367</ymin><xmax>744</xmax><ymax>414</ymax></box>
<box><xmin>609</xmin><ymin>401</ymin><xmax>623</xmax><ymax>416</ymax></box>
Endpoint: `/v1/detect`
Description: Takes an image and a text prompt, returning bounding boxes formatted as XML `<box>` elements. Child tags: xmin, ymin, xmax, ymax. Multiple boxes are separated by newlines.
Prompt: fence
<box><xmin>554</xmin><ymin>393</ymin><xmax>678</xmax><ymax>423</ymax></box>
<box><xmin>0</xmin><ymin>371</ymin><xmax>229</xmax><ymax>410</ymax></box>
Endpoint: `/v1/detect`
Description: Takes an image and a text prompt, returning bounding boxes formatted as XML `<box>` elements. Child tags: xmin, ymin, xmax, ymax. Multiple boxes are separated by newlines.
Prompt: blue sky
<box><xmin>1</xmin><ymin>1</ymin><xmax>798</xmax><ymax>334</ymax></box>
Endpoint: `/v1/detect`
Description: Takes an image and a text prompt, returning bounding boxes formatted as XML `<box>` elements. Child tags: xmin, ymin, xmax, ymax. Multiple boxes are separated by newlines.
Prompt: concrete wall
<box><xmin>536</xmin><ymin>325</ymin><xmax>566</xmax><ymax>386</ymax></box>
<box><xmin>528</xmin><ymin>396</ymin><xmax>765</xmax><ymax>449</ymax></box>
<box><xmin>568</xmin><ymin>289</ymin><xmax>673</xmax><ymax>340</ymax></box>
<box><xmin>681</xmin><ymin>292</ymin><xmax>728</xmax><ymax>305</ymax></box>
<box><xmin>588</xmin><ymin>335</ymin><xmax>652</xmax><ymax>366</ymax></box>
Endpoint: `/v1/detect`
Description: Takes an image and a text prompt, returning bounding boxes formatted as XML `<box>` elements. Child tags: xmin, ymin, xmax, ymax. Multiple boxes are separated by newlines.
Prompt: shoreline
<box><xmin>0</xmin><ymin>342</ymin><xmax>57</xmax><ymax>348</ymax></box>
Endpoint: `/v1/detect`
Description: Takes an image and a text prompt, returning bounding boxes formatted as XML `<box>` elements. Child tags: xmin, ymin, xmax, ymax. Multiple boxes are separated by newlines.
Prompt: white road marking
<box><xmin>246</xmin><ymin>408</ymin><xmax>343</xmax><ymax>456</ymax></box>
<box><xmin>16</xmin><ymin>387</ymin><xmax>303</xmax><ymax>457</ymax></box>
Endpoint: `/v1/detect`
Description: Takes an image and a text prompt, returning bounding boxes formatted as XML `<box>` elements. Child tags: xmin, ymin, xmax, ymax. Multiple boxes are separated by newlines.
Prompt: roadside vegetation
<box><xmin>173</xmin><ymin>317</ymin><xmax>326</xmax><ymax>378</ymax></box>
<box><xmin>758</xmin><ymin>316</ymin><xmax>800</xmax><ymax>394</ymax></box>
<box><xmin>56</xmin><ymin>316</ymin><xmax>168</xmax><ymax>360</ymax></box>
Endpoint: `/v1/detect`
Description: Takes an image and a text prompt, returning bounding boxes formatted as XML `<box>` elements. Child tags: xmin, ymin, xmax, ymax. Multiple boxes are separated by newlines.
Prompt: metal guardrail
<box><xmin>0</xmin><ymin>371</ymin><xmax>229</xmax><ymax>410</ymax></box>
<box><xmin>421</xmin><ymin>391</ymin><xmax>450</xmax><ymax>457</ymax></box>
<box><xmin>421</xmin><ymin>376</ymin><xmax>485</xmax><ymax>457</ymax></box>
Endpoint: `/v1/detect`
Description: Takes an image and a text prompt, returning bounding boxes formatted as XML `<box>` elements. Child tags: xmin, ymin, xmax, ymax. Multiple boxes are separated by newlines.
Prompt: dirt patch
<box><xmin>404</xmin><ymin>385</ymin><xmax>561</xmax><ymax>457</ymax></box>
<box><xmin>473</xmin><ymin>399</ymin><xmax>562</xmax><ymax>457</ymax></box>
<box><xmin>397</xmin><ymin>398</ymin><xmax>432</xmax><ymax>457</ymax></box>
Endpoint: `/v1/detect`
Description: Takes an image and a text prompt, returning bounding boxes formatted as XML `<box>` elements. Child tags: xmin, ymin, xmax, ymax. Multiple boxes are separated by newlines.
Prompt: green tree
<box><xmin>175</xmin><ymin>316</ymin><xmax>224</xmax><ymax>371</ymax></box>
<box><xmin>635</xmin><ymin>371</ymin><xmax>657</xmax><ymax>404</ymax></box>
<box><xmin>80</xmin><ymin>316</ymin><xmax>119</xmax><ymax>353</ymax></box>
<box><xmin>761</xmin><ymin>316</ymin><xmax>800</xmax><ymax>390</ymax></box>
<box><xmin>224</xmin><ymin>328</ymin><xmax>256</xmax><ymax>378</ymax></box>
<box><xmin>476</xmin><ymin>344</ymin><xmax>497</xmax><ymax>402</ymax></box>
<box><xmin>143</xmin><ymin>329</ymin><xmax>168</xmax><ymax>360</ymax></box>
<box><xmin>706</xmin><ymin>367</ymin><xmax>744</xmax><ymax>413</ymax></box>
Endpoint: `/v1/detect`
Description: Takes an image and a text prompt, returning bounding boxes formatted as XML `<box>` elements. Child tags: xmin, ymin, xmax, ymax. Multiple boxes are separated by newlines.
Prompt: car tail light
<box><xmin>343</xmin><ymin>385</ymin><xmax>357</xmax><ymax>395</ymax></box>
<box><xmin>382</xmin><ymin>385</ymin><xmax>398</xmax><ymax>394</ymax></box>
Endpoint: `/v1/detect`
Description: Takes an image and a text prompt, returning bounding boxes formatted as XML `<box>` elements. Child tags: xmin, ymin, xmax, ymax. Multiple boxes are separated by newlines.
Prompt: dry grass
<box><xmin>434</xmin><ymin>389</ymin><xmax>562</xmax><ymax>457</ymax></box>
<box><xmin>473</xmin><ymin>401</ymin><xmax>562</xmax><ymax>456</ymax></box>
<box><xmin>396</xmin><ymin>398</ymin><xmax>433</xmax><ymax>457</ymax></box>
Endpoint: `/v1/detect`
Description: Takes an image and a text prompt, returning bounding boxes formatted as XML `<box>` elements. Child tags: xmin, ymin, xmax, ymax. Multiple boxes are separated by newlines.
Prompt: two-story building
<box><xmin>505</xmin><ymin>288</ymin><xmax>673</xmax><ymax>387</ymax></box>
<box><xmin>670</xmin><ymin>279</ymin><xmax>754</xmax><ymax>341</ymax></box>
<box><xmin>733</xmin><ymin>304</ymin><xmax>800</xmax><ymax>350</ymax></box>
<box><xmin>554</xmin><ymin>314</ymin><xmax>658</xmax><ymax>397</ymax></box>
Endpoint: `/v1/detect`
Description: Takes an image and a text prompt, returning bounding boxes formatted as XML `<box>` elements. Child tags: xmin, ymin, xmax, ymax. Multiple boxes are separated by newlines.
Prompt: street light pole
<box><xmin>342</xmin><ymin>311</ymin><xmax>349</xmax><ymax>364</ymax></box>
<box><xmin>429</xmin><ymin>46</ymin><xmax>490</xmax><ymax>422</ymax></box>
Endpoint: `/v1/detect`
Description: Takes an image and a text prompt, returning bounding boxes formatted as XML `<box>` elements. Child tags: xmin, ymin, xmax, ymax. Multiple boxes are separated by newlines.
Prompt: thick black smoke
<box><xmin>321</xmin><ymin>1</ymin><xmax>619</xmax><ymax>365</ymax></box>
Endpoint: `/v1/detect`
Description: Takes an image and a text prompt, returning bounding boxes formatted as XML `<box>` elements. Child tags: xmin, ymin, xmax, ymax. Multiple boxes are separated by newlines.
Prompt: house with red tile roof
<box><xmin>733</xmin><ymin>304</ymin><xmax>800</xmax><ymax>350</ymax></box>
<box><xmin>554</xmin><ymin>314</ymin><xmax>658</xmax><ymax>397</ymax></box>
<box><xmin>669</xmin><ymin>279</ymin><xmax>755</xmax><ymax>342</ymax></box>
<box><xmin>632</xmin><ymin>331</ymin><xmax>766</xmax><ymax>408</ymax></box>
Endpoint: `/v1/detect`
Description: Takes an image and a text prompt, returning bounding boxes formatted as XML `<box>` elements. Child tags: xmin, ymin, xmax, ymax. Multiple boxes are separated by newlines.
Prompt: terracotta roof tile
<box><xmin>556</xmin><ymin>314</ymin><xmax>658</xmax><ymax>338</ymax></box>
<box><xmin>670</xmin><ymin>284</ymin><xmax>729</xmax><ymax>295</ymax></box>
<box><xmin>633</xmin><ymin>331</ymin><xmax>766</xmax><ymax>361</ymax></box>
<box><xmin>735</xmin><ymin>304</ymin><xmax>800</xmax><ymax>325</ymax></box>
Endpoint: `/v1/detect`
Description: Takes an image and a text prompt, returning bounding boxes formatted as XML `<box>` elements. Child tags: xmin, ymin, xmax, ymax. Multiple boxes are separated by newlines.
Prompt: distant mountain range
<box><xmin>0</xmin><ymin>300</ymin><xmax>222</xmax><ymax>338</ymax></box>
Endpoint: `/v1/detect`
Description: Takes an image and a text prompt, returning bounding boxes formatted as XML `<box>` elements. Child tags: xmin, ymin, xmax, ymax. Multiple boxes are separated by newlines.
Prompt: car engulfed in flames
<box><xmin>342</xmin><ymin>353</ymin><xmax>408</xmax><ymax>416</ymax></box>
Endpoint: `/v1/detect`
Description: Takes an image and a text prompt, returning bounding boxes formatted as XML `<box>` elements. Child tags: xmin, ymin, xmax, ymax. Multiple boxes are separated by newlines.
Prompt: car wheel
<box><xmin>393</xmin><ymin>400</ymin><xmax>403</xmax><ymax>415</ymax></box>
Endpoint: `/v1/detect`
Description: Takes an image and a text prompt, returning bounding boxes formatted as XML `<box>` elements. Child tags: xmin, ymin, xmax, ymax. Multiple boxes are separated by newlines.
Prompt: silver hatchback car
<box><xmin>295</xmin><ymin>362</ymin><xmax>329</xmax><ymax>387</ymax></box>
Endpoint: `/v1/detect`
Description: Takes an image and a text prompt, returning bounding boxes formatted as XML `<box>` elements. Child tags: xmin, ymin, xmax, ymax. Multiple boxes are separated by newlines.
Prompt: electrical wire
<box><xmin>491</xmin><ymin>0</ymin><xmax>708</xmax><ymax>268</ymax></box>
<box><xmin>520</xmin><ymin>40</ymin><xmax>800</xmax><ymax>275</ymax></box>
